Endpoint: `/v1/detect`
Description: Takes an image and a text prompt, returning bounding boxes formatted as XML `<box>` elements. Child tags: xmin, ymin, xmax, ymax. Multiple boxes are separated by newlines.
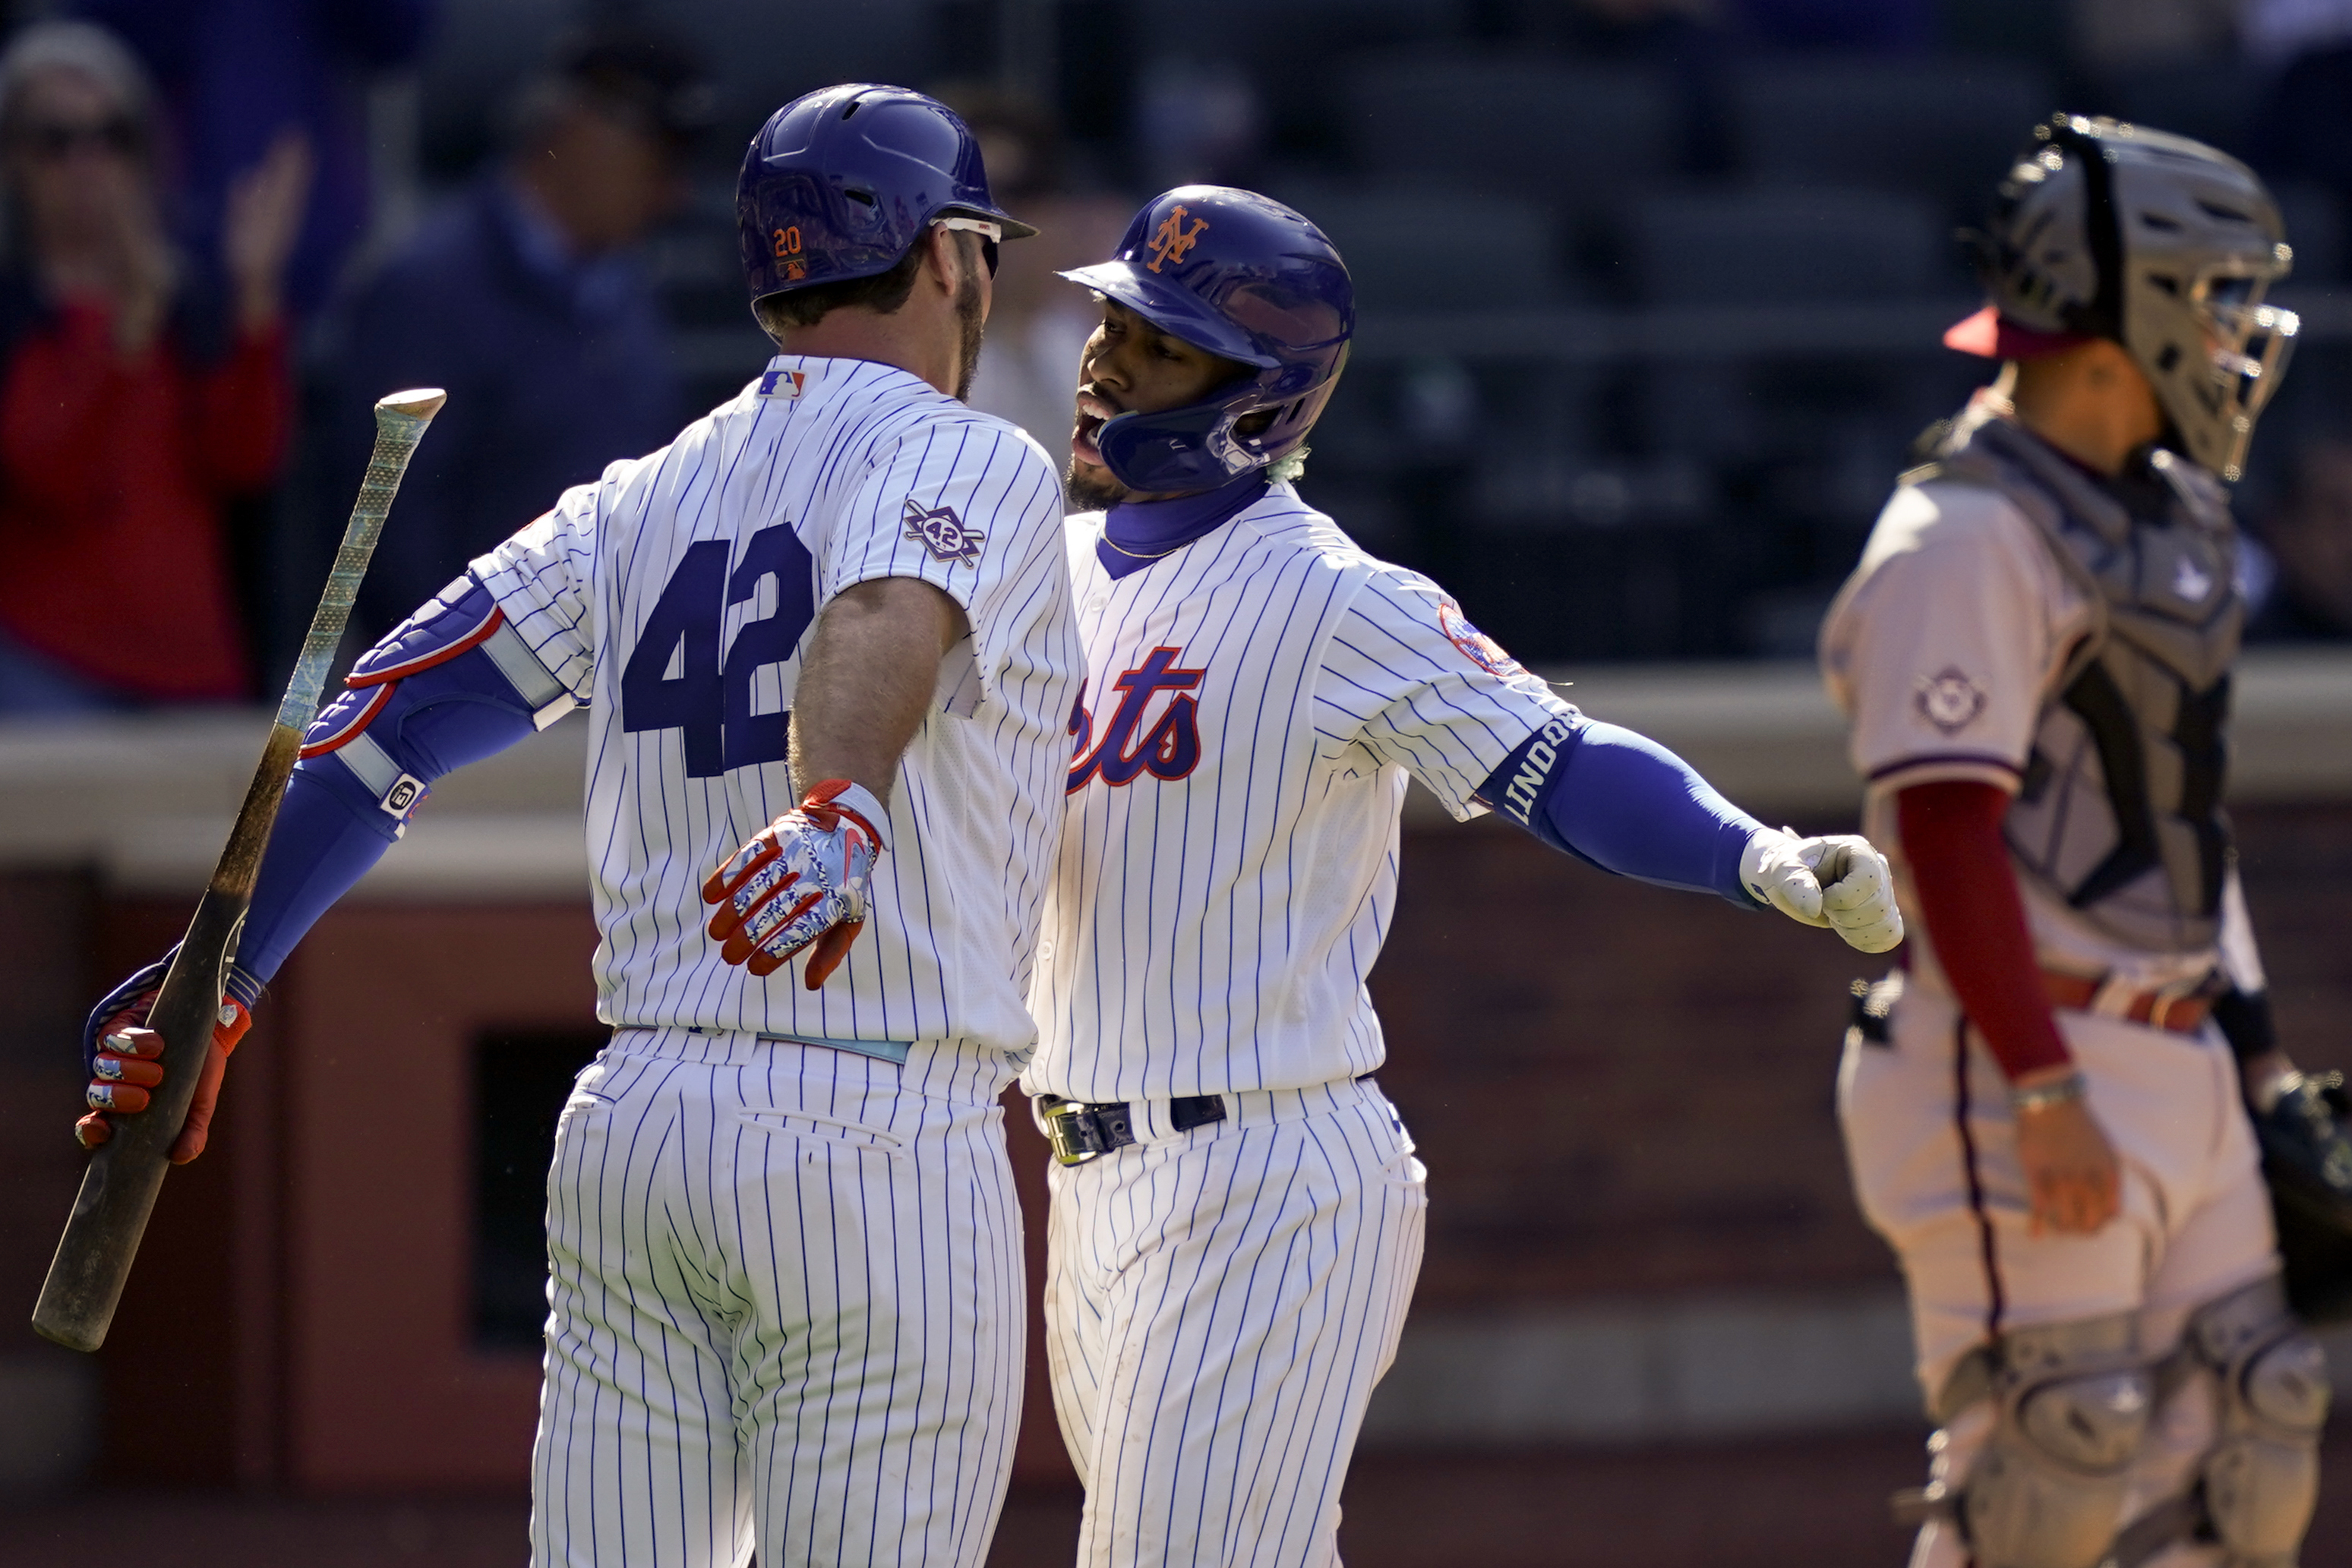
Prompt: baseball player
<box><xmin>861</xmin><ymin>185</ymin><xmax>1897</xmax><ymax>1568</ymax></box>
<box><xmin>74</xmin><ymin>85</ymin><xmax>1081</xmax><ymax>1568</ymax></box>
<box><xmin>1821</xmin><ymin>116</ymin><xmax>2341</xmax><ymax>1568</ymax></box>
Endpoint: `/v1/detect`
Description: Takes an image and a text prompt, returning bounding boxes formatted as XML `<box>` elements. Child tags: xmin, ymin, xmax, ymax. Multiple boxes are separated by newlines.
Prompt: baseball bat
<box><xmin>31</xmin><ymin>387</ymin><xmax>447</xmax><ymax>1353</ymax></box>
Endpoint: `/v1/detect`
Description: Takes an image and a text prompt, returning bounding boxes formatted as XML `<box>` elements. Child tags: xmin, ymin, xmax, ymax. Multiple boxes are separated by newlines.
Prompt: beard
<box><xmin>952</xmin><ymin>265</ymin><xmax>986</xmax><ymax>402</ymax></box>
<box><xmin>1065</xmin><ymin>460</ymin><xmax>1128</xmax><ymax>512</ymax></box>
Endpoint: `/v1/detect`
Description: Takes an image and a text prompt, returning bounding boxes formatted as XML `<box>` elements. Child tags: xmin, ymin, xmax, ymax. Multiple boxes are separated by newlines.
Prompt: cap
<box><xmin>1943</xmin><ymin>304</ymin><xmax>2094</xmax><ymax>360</ymax></box>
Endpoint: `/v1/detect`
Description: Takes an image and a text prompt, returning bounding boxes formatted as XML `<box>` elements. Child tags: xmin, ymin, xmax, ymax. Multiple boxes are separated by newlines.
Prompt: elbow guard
<box><xmin>299</xmin><ymin>574</ymin><xmax>576</xmax><ymax>830</ymax></box>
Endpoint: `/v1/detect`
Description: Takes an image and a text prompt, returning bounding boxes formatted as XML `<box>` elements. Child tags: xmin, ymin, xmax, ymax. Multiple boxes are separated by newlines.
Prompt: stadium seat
<box><xmin>1277</xmin><ymin>181</ymin><xmax>1572</xmax><ymax>311</ymax></box>
<box><xmin>1337</xmin><ymin>52</ymin><xmax>1681</xmax><ymax>209</ymax></box>
<box><xmin>1725</xmin><ymin>54</ymin><xmax>2052</xmax><ymax>213</ymax></box>
<box><xmin>1625</xmin><ymin>188</ymin><xmax>1949</xmax><ymax>306</ymax></box>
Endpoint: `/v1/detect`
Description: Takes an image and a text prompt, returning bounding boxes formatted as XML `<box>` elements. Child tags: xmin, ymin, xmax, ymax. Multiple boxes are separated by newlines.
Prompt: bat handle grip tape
<box><xmin>275</xmin><ymin>393</ymin><xmax>445</xmax><ymax>730</ymax></box>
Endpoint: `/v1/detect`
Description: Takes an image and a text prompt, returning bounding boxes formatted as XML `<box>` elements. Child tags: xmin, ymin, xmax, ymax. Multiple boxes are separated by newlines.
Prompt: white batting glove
<box><xmin>702</xmin><ymin>780</ymin><xmax>889</xmax><ymax>988</ymax></box>
<box><xmin>1739</xmin><ymin>829</ymin><xmax>1905</xmax><ymax>954</ymax></box>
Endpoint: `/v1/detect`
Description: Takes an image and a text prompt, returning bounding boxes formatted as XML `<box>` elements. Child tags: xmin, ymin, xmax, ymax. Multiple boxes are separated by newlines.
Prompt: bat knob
<box><xmin>376</xmin><ymin>387</ymin><xmax>447</xmax><ymax>420</ymax></box>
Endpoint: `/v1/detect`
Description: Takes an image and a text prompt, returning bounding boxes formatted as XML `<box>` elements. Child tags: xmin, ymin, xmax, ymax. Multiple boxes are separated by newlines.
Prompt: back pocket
<box><xmin>733</xmin><ymin>1108</ymin><xmax>906</xmax><ymax>1159</ymax></box>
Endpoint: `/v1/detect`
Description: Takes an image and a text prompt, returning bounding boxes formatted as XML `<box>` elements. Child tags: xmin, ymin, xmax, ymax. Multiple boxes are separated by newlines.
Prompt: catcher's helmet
<box><xmin>737</xmin><ymin>84</ymin><xmax>1034</xmax><ymax>312</ymax></box>
<box><xmin>1061</xmin><ymin>186</ymin><xmax>1353</xmax><ymax>494</ymax></box>
<box><xmin>1951</xmin><ymin>114</ymin><xmax>2297</xmax><ymax>481</ymax></box>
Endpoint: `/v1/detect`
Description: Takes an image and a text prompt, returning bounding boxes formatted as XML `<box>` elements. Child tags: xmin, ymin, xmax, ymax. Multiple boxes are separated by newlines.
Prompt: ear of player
<box><xmin>702</xmin><ymin>779</ymin><xmax>889</xmax><ymax>987</ymax></box>
<box><xmin>73</xmin><ymin>954</ymin><xmax>260</xmax><ymax>1165</ymax></box>
<box><xmin>1740</xmin><ymin>829</ymin><xmax>1905</xmax><ymax>953</ymax></box>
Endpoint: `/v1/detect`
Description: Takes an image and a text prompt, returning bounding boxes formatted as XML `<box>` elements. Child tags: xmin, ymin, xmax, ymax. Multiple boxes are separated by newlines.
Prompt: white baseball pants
<box><xmin>1839</xmin><ymin>983</ymin><xmax>2279</xmax><ymax>1568</ymax></box>
<box><xmin>1042</xmin><ymin>1077</ymin><xmax>1428</xmax><ymax>1568</ymax></box>
<box><xmin>529</xmin><ymin>1028</ymin><xmax>1025</xmax><ymax>1568</ymax></box>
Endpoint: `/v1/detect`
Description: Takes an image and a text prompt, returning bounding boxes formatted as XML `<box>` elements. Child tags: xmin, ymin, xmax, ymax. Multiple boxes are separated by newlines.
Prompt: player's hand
<box><xmin>1740</xmin><ymin>830</ymin><xmax>1905</xmax><ymax>952</ymax></box>
<box><xmin>74</xmin><ymin>961</ymin><xmax>257</xmax><ymax>1165</ymax></box>
<box><xmin>223</xmin><ymin>128</ymin><xmax>312</xmax><ymax>333</ymax></box>
<box><xmin>702</xmin><ymin>780</ymin><xmax>889</xmax><ymax>988</ymax></box>
<box><xmin>2013</xmin><ymin>1077</ymin><xmax>2122</xmax><ymax>1235</ymax></box>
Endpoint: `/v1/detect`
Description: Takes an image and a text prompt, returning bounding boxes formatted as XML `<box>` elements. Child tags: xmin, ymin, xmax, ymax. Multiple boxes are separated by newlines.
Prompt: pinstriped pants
<box><xmin>1043</xmin><ymin>1078</ymin><xmax>1429</xmax><ymax>1568</ymax></box>
<box><xmin>529</xmin><ymin>1028</ymin><xmax>1025</xmax><ymax>1568</ymax></box>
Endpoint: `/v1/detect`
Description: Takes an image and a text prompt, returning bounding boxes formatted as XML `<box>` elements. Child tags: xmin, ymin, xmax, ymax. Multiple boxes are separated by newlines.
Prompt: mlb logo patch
<box><xmin>757</xmin><ymin>368</ymin><xmax>810</xmax><ymax>399</ymax></box>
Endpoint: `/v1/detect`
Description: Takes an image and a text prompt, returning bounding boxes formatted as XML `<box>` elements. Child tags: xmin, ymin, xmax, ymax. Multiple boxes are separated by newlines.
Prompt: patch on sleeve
<box><xmin>1915</xmin><ymin>667</ymin><xmax>1988</xmax><ymax>734</ymax></box>
<box><xmin>902</xmin><ymin>499</ymin><xmax>986</xmax><ymax>567</ymax></box>
<box><xmin>1437</xmin><ymin>598</ymin><xmax>1524</xmax><ymax>677</ymax></box>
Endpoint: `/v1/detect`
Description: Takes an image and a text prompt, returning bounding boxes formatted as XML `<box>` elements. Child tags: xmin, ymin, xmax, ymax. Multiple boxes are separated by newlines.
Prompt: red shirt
<box><xmin>0</xmin><ymin>298</ymin><xmax>289</xmax><ymax>699</ymax></box>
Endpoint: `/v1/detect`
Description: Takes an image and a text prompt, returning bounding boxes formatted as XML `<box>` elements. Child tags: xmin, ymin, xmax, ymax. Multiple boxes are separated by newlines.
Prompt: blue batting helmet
<box><xmin>737</xmin><ymin>83</ymin><xmax>1035</xmax><ymax>309</ymax></box>
<box><xmin>1060</xmin><ymin>186</ymin><xmax>1354</xmax><ymax>493</ymax></box>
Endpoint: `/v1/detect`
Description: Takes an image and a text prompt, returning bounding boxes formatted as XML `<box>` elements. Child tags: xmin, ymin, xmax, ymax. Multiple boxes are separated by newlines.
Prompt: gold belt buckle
<box><xmin>1040</xmin><ymin>1098</ymin><xmax>1104</xmax><ymax>1167</ymax></box>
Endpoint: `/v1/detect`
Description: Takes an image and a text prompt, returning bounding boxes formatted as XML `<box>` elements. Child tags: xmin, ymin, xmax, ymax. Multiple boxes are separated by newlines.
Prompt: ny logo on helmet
<box><xmin>1145</xmin><ymin>207</ymin><xmax>1210</xmax><ymax>274</ymax></box>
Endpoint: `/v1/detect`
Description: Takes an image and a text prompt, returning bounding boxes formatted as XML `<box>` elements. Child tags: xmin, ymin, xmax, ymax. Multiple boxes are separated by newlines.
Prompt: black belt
<box><xmin>1037</xmin><ymin>1093</ymin><xmax>1225</xmax><ymax>1166</ymax></box>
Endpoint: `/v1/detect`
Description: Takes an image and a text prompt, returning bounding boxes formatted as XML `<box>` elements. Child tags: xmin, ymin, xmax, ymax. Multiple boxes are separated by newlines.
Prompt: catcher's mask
<box><xmin>1949</xmin><ymin>114</ymin><xmax>2297</xmax><ymax>482</ymax></box>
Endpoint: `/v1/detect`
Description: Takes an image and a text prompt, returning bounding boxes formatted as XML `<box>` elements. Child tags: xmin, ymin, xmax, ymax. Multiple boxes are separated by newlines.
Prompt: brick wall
<box><xmin>1368</xmin><ymin>803</ymin><xmax>2352</xmax><ymax>1313</ymax></box>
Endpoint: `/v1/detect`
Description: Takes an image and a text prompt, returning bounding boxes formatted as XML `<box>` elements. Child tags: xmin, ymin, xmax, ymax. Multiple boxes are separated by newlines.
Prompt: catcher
<box><xmin>1821</xmin><ymin>115</ymin><xmax>2352</xmax><ymax>1568</ymax></box>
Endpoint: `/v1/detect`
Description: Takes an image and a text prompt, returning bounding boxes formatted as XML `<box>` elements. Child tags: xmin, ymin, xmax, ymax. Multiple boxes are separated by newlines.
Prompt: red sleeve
<box><xmin>189</xmin><ymin>320</ymin><xmax>292</xmax><ymax>494</ymax></box>
<box><xmin>0</xmin><ymin>301</ymin><xmax>139</xmax><ymax>512</ymax></box>
<box><xmin>1896</xmin><ymin>779</ymin><xmax>2073</xmax><ymax>1081</ymax></box>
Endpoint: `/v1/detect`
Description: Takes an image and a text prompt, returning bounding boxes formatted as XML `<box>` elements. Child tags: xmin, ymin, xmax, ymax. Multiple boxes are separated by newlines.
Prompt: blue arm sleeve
<box><xmin>238</xmin><ymin>646</ymin><xmax>541</xmax><ymax>982</ymax></box>
<box><xmin>1476</xmin><ymin>715</ymin><xmax>1765</xmax><ymax>907</ymax></box>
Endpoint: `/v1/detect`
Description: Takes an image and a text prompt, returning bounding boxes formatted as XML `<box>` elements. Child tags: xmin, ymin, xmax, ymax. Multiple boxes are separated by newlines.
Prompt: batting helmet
<box><xmin>1950</xmin><ymin>114</ymin><xmax>2297</xmax><ymax>481</ymax></box>
<box><xmin>1060</xmin><ymin>186</ymin><xmax>1353</xmax><ymax>494</ymax></box>
<box><xmin>737</xmin><ymin>83</ymin><xmax>1035</xmax><ymax>311</ymax></box>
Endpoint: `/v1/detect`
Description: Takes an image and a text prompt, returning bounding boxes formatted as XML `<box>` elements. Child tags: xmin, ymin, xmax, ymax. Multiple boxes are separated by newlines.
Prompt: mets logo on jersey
<box><xmin>1068</xmin><ymin>647</ymin><xmax>1206</xmax><ymax>790</ymax></box>
<box><xmin>901</xmin><ymin>499</ymin><xmax>985</xmax><ymax>567</ymax></box>
<box><xmin>1144</xmin><ymin>207</ymin><xmax>1210</xmax><ymax>273</ymax></box>
<box><xmin>1437</xmin><ymin>599</ymin><xmax>1523</xmax><ymax>677</ymax></box>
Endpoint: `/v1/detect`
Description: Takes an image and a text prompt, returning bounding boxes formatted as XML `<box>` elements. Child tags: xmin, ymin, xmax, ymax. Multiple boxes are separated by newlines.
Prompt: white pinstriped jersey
<box><xmin>471</xmin><ymin>355</ymin><xmax>1080</xmax><ymax>1055</ymax></box>
<box><xmin>1024</xmin><ymin>484</ymin><xmax>1570</xmax><ymax>1103</ymax></box>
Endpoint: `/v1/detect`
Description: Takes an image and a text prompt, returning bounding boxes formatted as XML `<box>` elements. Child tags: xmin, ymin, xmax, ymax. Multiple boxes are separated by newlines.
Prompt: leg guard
<box><xmin>1957</xmin><ymin>1314</ymin><xmax>2157</xmax><ymax>1568</ymax></box>
<box><xmin>2186</xmin><ymin>1276</ymin><xmax>2328</xmax><ymax>1567</ymax></box>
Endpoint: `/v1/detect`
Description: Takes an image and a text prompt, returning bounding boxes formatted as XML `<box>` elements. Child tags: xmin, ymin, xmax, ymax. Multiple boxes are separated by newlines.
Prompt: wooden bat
<box><xmin>32</xmin><ymin>388</ymin><xmax>447</xmax><ymax>1353</ymax></box>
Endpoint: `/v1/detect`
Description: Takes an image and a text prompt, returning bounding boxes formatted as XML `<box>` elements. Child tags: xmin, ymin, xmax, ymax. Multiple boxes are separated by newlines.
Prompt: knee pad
<box><xmin>2187</xmin><ymin>1276</ymin><xmax>2328</xmax><ymax>1566</ymax></box>
<box><xmin>1960</xmin><ymin>1314</ymin><xmax>2155</xmax><ymax>1568</ymax></box>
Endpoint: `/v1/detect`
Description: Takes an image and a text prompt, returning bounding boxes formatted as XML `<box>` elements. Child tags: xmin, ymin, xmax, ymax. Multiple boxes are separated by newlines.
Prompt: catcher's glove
<box><xmin>2252</xmin><ymin>1071</ymin><xmax>2352</xmax><ymax>1323</ymax></box>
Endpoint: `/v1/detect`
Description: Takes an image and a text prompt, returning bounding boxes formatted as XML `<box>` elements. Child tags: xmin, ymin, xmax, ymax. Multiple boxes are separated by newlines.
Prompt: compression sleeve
<box><xmin>1896</xmin><ymin>779</ymin><xmax>2072</xmax><ymax>1080</ymax></box>
<box><xmin>236</xmin><ymin>646</ymin><xmax>544</xmax><ymax>982</ymax></box>
<box><xmin>1475</xmin><ymin>715</ymin><xmax>1765</xmax><ymax>907</ymax></box>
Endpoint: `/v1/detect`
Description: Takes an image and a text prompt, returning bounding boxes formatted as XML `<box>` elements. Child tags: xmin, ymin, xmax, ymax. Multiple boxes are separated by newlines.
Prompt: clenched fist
<box><xmin>1741</xmin><ymin>830</ymin><xmax>1905</xmax><ymax>953</ymax></box>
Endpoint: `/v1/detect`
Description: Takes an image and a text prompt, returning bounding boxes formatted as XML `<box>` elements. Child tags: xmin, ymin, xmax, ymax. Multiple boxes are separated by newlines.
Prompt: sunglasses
<box><xmin>14</xmin><ymin>118</ymin><xmax>139</xmax><ymax>160</ymax></box>
<box><xmin>936</xmin><ymin>216</ymin><xmax>1002</xmax><ymax>277</ymax></box>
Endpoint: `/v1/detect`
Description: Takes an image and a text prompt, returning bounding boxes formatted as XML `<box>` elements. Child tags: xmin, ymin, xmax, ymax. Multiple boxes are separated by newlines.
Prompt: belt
<box><xmin>2041</xmin><ymin>967</ymin><xmax>2221</xmax><ymax>1035</ymax></box>
<box><xmin>1037</xmin><ymin>1093</ymin><xmax>1225</xmax><ymax>1166</ymax></box>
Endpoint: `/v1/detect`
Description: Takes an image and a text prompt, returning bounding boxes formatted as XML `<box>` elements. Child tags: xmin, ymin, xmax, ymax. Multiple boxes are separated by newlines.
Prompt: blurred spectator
<box><xmin>2246</xmin><ymin>0</ymin><xmax>2352</xmax><ymax>217</ymax></box>
<box><xmin>2249</xmin><ymin>437</ymin><xmax>2352</xmax><ymax>638</ymax></box>
<box><xmin>0</xmin><ymin>22</ymin><xmax>305</xmax><ymax>712</ymax></box>
<box><xmin>74</xmin><ymin>0</ymin><xmax>436</xmax><ymax>320</ymax></box>
<box><xmin>947</xmin><ymin>87</ymin><xmax>1129</xmax><ymax>466</ymax></box>
<box><xmin>324</xmin><ymin>28</ymin><xmax>709</xmax><ymax>640</ymax></box>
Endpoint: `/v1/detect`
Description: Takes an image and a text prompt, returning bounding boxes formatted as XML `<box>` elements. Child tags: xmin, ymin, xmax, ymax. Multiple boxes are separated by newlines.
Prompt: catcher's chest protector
<box><xmin>1935</xmin><ymin>411</ymin><xmax>2244</xmax><ymax>954</ymax></box>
